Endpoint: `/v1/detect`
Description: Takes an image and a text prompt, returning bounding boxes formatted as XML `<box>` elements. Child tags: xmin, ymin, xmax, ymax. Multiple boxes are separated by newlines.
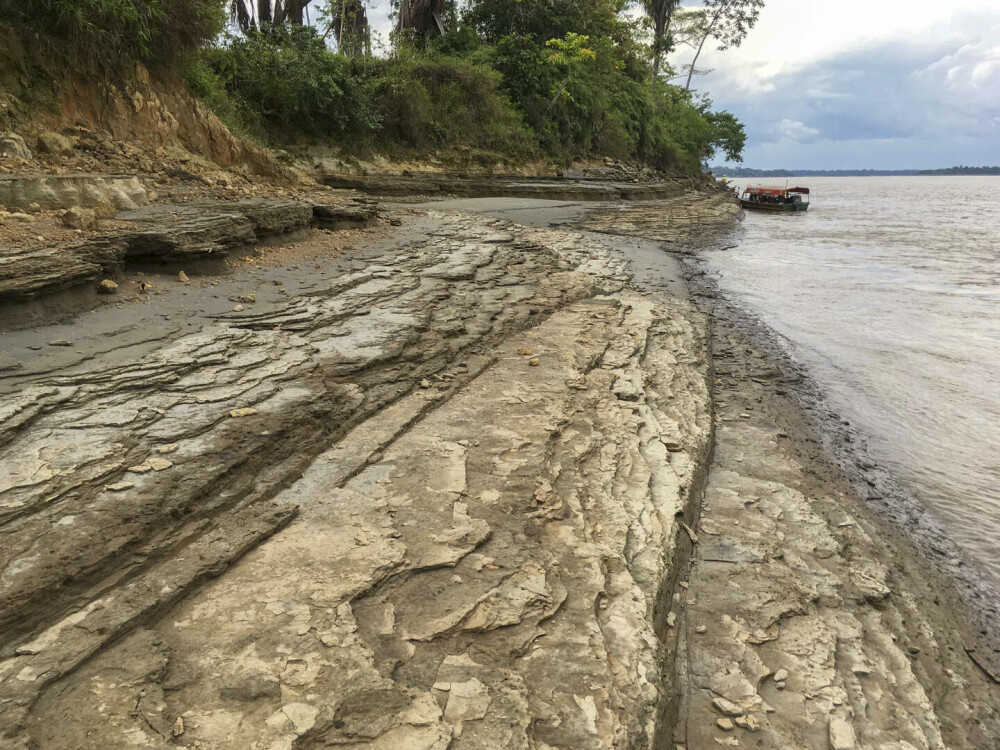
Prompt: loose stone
<box><xmin>712</xmin><ymin>697</ymin><xmax>743</xmax><ymax>717</ymax></box>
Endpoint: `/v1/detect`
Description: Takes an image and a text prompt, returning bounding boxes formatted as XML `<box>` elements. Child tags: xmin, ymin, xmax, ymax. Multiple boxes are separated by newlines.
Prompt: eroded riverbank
<box><xmin>676</xmin><ymin>276</ymin><xmax>1000</xmax><ymax>748</ymax></box>
<box><xmin>0</xmin><ymin>188</ymin><xmax>997</xmax><ymax>749</ymax></box>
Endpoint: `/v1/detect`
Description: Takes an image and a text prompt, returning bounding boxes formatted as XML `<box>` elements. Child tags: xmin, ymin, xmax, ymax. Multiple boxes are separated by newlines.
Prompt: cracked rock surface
<box><xmin>1</xmin><ymin>201</ymin><xmax>714</xmax><ymax>749</ymax></box>
<box><xmin>675</xmin><ymin>309</ymin><xmax>1000</xmax><ymax>749</ymax></box>
<box><xmin>3</xmin><ymin>190</ymin><xmax>997</xmax><ymax>750</ymax></box>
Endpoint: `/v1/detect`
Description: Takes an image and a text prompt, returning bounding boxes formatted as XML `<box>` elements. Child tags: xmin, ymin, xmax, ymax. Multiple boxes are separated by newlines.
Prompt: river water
<box><xmin>707</xmin><ymin>176</ymin><xmax>1000</xmax><ymax>588</ymax></box>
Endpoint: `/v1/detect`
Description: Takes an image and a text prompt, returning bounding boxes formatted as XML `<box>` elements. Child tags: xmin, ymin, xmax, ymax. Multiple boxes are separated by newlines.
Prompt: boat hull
<box><xmin>740</xmin><ymin>200</ymin><xmax>809</xmax><ymax>212</ymax></box>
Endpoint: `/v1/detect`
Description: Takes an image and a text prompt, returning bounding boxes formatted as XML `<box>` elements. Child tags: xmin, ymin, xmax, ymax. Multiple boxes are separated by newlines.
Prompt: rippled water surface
<box><xmin>707</xmin><ymin>176</ymin><xmax>1000</xmax><ymax>585</ymax></box>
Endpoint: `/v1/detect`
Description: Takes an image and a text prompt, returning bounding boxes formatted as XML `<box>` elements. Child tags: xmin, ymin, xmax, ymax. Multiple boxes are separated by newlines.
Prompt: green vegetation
<box><xmin>201</xmin><ymin>0</ymin><xmax>748</xmax><ymax>171</ymax></box>
<box><xmin>0</xmin><ymin>0</ymin><xmax>224</xmax><ymax>69</ymax></box>
<box><xmin>2</xmin><ymin>0</ymin><xmax>756</xmax><ymax>173</ymax></box>
<box><xmin>193</xmin><ymin>26</ymin><xmax>533</xmax><ymax>157</ymax></box>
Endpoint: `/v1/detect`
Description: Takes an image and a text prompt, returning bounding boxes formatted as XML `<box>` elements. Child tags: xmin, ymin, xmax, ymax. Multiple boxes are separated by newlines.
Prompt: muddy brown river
<box><xmin>709</xmin><ymin>176</ymin><xmax>1000</xmax><ymax>589</ymax></box>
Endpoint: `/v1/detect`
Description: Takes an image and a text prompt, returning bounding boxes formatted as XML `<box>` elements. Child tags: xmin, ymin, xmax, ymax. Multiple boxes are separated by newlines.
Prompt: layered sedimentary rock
<box><xmin>0</xmin><ymin>197</ymin><xmax>378</xmax><ymax>302</ymax></box>
<box><xmin>5</xmin><ymin>189</ymin><xmax>996</xmax><ymax>750</ymax></box>
<box><xmin>319</xmin><ymin>173</ymin><xmax>701</xmax><ymax>202</ymax></box>
<box><xmin>577</xmin><ymin>189</ymin><xmax>742</xmax><ymax>251</ymax></box>
<box><xmin>0</xmin><ymin>208</ymin><xmax>713</xmax><ymax>749</ymax></box>
<box><xmin>674</xmin><ymin>313</ymin><xmax>1000</xmax><ymax>750</ymax></box>
<box><xmin>0</xmin><ymin>174</ymin><xmax>148</xmax><ymax>211</ymax></box>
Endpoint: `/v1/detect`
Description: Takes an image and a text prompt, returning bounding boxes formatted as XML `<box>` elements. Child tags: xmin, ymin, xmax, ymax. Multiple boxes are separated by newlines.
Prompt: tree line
<box><xmin>1</xmin><ymin>1</ymin><xmax>767</xmax><ymax>171</ymax></box>
<box><xmin>229</xmin><ymin>1</ymin><xmax>765</xmax><ymax>90</ymax></box>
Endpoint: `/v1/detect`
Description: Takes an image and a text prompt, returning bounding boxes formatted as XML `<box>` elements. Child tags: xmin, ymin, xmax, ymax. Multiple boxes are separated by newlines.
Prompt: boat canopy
<box><xmin>744</xmin><ymin>186</ymin><xmax>810</xmax><ymax>196</ymax></box>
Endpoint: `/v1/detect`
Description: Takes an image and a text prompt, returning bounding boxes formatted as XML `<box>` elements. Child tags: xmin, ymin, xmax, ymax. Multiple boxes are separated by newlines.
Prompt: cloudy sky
<box><xmin>363</xmin><ymin>1</ymin><xmax>1000</xmax><ymax>169</ymax></box>
<box><xmin>670</xmin><ymin>0</ymin><xmax>1000</xmax><ymax>169</ymax></box>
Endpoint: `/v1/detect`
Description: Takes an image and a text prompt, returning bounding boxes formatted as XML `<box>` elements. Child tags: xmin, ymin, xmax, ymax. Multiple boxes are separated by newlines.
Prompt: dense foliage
<box><xmin>3</xmin><ymin>0</ymin><xmax>749</xmax><ymax>172</ymax></box>
<box><xmin>201</xmin><ymin>15</ymin><xmax>746</xmax><ymax>170</ymax></box>
<box><xmin>193</xmin><ymin>25</ymin><xmax>533</xmax><ymax>156</ymax></box>
<box><xmin>0</xmin><ymin>0</ymin><xmax>225</xmax><ymax>68</ymax></box>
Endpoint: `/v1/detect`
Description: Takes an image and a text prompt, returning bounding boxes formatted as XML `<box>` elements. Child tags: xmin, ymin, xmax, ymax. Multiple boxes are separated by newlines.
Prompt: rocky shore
<box><xmin>1</xmin><ymin>180</ymin><xmax>998</xmax><ymax>750</ymax></box>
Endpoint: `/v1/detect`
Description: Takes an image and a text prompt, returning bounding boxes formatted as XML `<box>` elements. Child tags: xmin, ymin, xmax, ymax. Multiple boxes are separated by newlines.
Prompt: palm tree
<box><xmin>641</xmin><ymin>0</ymin><xmax>679</xmax><ymax>83</ymax></box>
<box><xmin>328</xmin><ymin>0</ymin><xmax>371</xmax><ymax>56</ymax></box>
<box><xmin>229</xmin><ymin>0</ymin><xmax>313</xmax><ymax>31</ymax></box>
<box><xmin>397</xmin><ymin>0</ymin><xmax>447</xmax><ymax>37</ymax></box>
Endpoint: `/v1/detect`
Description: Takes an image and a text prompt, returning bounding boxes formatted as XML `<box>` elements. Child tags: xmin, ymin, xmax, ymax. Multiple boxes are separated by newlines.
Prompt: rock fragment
<box><xmin>93</xmin><ymin>197</ymin><xmax>117</xmax><ymax>219</ymax></box>
<box><xmin>829</xmin><ymin>717</ymin><xmax>857</xmax><ymax>749</ymax></box>
<box><xmin>61</xmin><ymin>207</ymin><xmax>99</xmax><ymax>230</ymax></box>
<box><xmin>734</xmin><ymin>715</ymin><xmax>760</xmax><ymax>731</ymax></box>
<box><xmin>0</xmin><ymin>131</ymin><xmax>32</xmax><ymax>159</ymax></box>
<box><xmin>97</xmin><ymin>279</ymin><xmax>118</xmax><ymax>295</ymax></box>
<box><xmin>712</xmin><ymin>697</ymin><xmax>743</xmax><ymax>717</ymax></box>
<box><xmin>36</xmin><ymin>131</ymin><xmax>75</xmax><ymax>155</ymax></box>
<box><xmin>282</xmin><ymin>703</ymin><xmax>318</xmax><ymax>735</ymax></box>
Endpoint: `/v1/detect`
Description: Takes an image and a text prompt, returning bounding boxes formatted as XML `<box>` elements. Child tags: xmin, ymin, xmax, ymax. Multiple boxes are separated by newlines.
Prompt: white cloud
<box><xmin>776</xmin><ymin>119</ymin><xmax>820</xmax><ymax>142</ymax></box>
<box><xmin>697</xmin><ymin>9</ymin><xmax>1000</xmax><ymax>168</ymax></box>
<box><xmin>675</xmin><ymin>0</ymin><xmax>997</xmax><ymax>74</ymax></box>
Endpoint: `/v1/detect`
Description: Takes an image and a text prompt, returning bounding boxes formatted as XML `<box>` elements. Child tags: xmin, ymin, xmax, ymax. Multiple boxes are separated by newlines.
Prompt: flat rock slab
<box><xmin>0</xmin><ymin>197</ymin><xmax>376</xmax><ymax>303</ymax></box>
<box><xmin>0</xmin><ymin>206</ymin><xmax>715</xmax><ymax>750</ymax></box>
<box><xmin>677</xmin><ymin>315</ymin><xmax>1000</xmax><ymax>750</ymax></box>
<box><xmin>321</xmin><ymin>174</ymin><xmax>694</xmax><ymax>202</ymax></box>
<box><xmin>0</xmin><ymin>173</ymin><xmax>148</xmax><ymax>211</ymax></box>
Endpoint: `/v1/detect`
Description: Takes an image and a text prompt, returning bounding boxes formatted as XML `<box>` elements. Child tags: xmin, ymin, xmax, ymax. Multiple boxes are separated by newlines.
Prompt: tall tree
<box><xmin>683</xmin><ymin>0</ymin><xmax>764</xmax><ymax>90</ymax></box>
<box><xmin>669</xmin><ymin>9</ymin><xmax>714</xmax><ymax>84</ymax></box>
<box><xmin>328</xmin><ymin>0</ymin><xmax>371</xmax><ymax>56</ymax></box>
<box><xmin>466</xmin><ymin>0</ymin><xmax>624</xmax><ymax>44</ymax></box>
<box><xmin>641</xmin><ymin>0</ymin><xmax>680</xmax><ymax>83</ymax></box>
<box><xmin>230</xmin><ymin>0</ymin><xmax>313</xmax><ymax>31</ymax></box>
<box><xmin>396</xmin><ymin>0</ymin><xmax>447</xmax><ymax>37</ymax></box>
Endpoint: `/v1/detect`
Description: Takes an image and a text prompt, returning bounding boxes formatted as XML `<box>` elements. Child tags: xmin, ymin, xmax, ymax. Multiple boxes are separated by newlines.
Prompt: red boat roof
<box><xmin>745</xmin><ymin>186</ymin><xmax>810</xmax><ymax>195</ymax></box>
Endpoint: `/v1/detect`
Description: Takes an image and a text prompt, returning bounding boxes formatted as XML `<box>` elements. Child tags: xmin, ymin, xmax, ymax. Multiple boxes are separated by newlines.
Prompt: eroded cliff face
<box><xmin>0</xmin><ymin>26</ymin><xmax>284</xmax><ymax>178</ymax></box>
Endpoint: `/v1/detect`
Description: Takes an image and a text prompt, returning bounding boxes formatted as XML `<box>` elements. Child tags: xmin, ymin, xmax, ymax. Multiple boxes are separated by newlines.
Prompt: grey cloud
<box><xmin>701</xmin><ymin>10</ymin><xmax>1000</xmax><ymax>166</ymax></box>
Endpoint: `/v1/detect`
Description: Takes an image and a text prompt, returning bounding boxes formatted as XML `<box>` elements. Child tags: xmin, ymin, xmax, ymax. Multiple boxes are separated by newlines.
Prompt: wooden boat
<box><xmin>739</xmin><ymin>186</ymin><xmax>810</xmax><ymax>212</ymax></box>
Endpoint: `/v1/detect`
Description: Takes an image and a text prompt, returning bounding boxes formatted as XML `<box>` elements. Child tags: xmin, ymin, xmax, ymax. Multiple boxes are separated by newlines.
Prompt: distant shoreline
<box><xmin>712</xmin><ymin>167</ymin><xmax>1000</xmax><ymax>177</ymax></box>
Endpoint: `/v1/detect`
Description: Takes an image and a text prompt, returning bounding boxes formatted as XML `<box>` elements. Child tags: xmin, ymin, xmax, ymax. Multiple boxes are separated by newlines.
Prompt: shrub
<box><xmin>368</xmin><ymin>52</ymin><xmax>534</xmax><ymax>154</ymax></box>
<box><xmin>0</xmin><ymin>0</ymin><xmax>225</xmax><ymax>70</ymax></box>
<box><xmin>202</xmin><ymin>28</ymin><xmax>535</xmax><ymax>156</ymax></box>
<box><xmin>201</xmin><ymin>26</ymin><xmax>379</xmax><ymax>141</ymax></box>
